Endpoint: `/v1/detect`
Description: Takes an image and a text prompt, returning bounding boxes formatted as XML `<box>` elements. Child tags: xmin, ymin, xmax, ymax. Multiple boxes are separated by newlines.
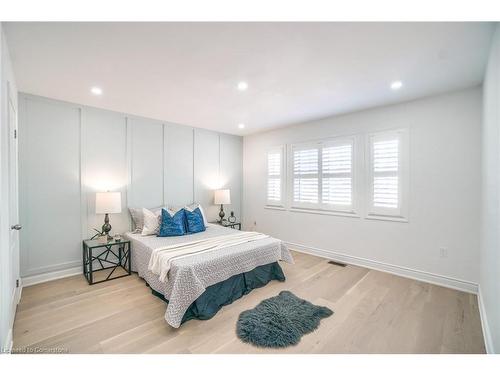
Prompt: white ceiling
<box><xmin>4</xmin><ymin>22</ymin><xmax>495</xmax><ymax>135</ymax></box>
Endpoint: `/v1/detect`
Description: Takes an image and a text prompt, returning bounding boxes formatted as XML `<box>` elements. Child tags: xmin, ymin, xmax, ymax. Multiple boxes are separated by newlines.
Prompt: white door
<box><xmin>8</xmin><ymin>83</ymin><xmax>20</xmax><ymax>308</ymax></box>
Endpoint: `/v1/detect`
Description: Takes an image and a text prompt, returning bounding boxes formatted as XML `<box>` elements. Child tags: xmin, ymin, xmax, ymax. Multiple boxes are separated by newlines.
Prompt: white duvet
<box><xmin>148</xmin><ymin>231</ymin><xmax>269</xmax><ymax>282</ymax></box>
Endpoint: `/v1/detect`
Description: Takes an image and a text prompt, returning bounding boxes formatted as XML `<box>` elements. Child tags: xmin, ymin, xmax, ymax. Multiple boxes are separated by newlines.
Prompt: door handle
<box><xmin>11</xmin><ymin>224</ymin><xmax>22</xmax><ymax>230</ymax></box>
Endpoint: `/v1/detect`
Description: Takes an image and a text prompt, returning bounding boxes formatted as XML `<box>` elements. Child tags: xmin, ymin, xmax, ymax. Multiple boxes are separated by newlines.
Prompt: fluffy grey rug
<box><xmin>236</xmin><ymin>291</ymin><xmax>334</xmax><ymax>348</ymax></box>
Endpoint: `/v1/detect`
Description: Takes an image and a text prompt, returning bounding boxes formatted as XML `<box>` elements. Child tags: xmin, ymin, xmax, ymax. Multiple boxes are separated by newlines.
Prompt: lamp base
<box><xmin>102</xmin><ymin>213</ymin><xmax>112</xmax><ymax>240</ymax></box>
<box><xmin>218</xmin><ymin>204</ymin><xmax>225</xmax><ymax>223</ymax></box>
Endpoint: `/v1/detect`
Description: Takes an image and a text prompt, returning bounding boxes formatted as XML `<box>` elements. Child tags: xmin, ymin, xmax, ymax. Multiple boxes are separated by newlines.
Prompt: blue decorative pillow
<box><xmin>184</xmin><ymin>207</ymin><xmax>206</xmax><ymax>234</ymax></box>
<box><xmin>158</xmin><ymin>208</ymin><xmax>186</xmax><ymax>237</ymax></box>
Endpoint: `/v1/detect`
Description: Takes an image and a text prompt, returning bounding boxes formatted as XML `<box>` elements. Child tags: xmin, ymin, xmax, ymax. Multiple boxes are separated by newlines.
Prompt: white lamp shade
<box><xmin>95</xmin><ymin>192</ymin><xmax>122</xmax><ymax>214</ymax></box>
<box><xmin>214</xmin><ymin>189</ymin><xmax>231</xmax><ymax>205</ymax></box>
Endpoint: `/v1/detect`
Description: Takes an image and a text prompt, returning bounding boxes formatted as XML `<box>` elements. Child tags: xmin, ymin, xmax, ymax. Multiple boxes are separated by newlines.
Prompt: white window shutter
<box><xmin>291</xmin><ymin>138</ymin><xmax>355</xmax><ymax>213</ymax></box>
<box><xmin>267</xmin><ymin>178</ymin><xmax>281</xmax><ymax>202</ymax></box>
<box><xmin>321</xmin><ymin>142</ymin><xmax>353</xmax><ymax>207</ymax></box>
<box><xmin>266</xmin><ymin>147</ymin><xmax>284</xmax><ymax>206</ymax></box>
<box><xmin>373</xmin><ymin>138</ymin><xmax>399</xmax><ymax>209</ymax></box>
<box><xmin>292</xmin><ymin>147</ymin><xmax>319</xmax><ymax>205</ymax></box>
<box><xmin>367</xmin><ymin>129</ymin><xmax>408</xmax><ymax>220</ymax></box>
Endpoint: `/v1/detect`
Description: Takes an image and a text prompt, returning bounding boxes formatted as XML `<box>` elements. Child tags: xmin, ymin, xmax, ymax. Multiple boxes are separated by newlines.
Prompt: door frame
<box><xmin>8</xmin><ymin>80</ymin><xmax>20</xmax><ymax>310</ymax></box>
<box><xmin>0</xmin><ymin>79</ymin><xmax>20</xmax><ymax>353</ymax></box>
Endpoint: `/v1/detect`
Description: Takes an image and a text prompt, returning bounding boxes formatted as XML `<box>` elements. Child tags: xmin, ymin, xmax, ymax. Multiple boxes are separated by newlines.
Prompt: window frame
<box><xmin>288</xmin><ymin>135</ymin><xmax>358</xmax><ymax>215</ymax></box>
<box><xmin>265</xmin><ymin>145</ymin><xmax>286</xmax><ymax>208</ymax></box>
<box><xmin>366</xmin><ymin>128</ymin><xmax>409</xmax><ymax>222</ymax></box>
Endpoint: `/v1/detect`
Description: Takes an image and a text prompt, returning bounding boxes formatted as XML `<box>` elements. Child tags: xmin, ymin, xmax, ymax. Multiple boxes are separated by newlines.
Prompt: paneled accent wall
<box><xmin>18</xmin><ymin>94</ymin><xmax>242</xmax><ymax>277</ymax></box>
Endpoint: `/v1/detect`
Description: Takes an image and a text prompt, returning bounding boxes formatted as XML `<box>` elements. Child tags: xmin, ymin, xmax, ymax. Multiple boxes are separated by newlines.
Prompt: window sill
<box><xmin>289</xmin><ymin>207</ymin><xmax>360</xmax><ymax>218</ymax></box>
<box><xmin>264</xmin><ymin>205</ymin><xmax>286</xmax><ymax>211</ymax></box>
<box><xmin>365</xmin><ymin>214</ymin><xmax>408</xmax><ymax>223</ymax></box>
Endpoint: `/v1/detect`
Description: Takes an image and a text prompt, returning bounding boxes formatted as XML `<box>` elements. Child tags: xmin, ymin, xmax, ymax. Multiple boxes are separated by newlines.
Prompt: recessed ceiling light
<box><xmin>237</xmin><ymin>81</ymin><xmax>248</xmax><ymax>91</ymax></box>
<box><xmin>390</xmin><ymin>81</ymin><xmax>403</xmax><ymax>90</ymax></box>
<box><xmin>90</xmin><ymin>86</ymin><xmax>103</xmax><ymax>95</ymax></box>
<box><xmin>238</xmin><ymin>123</ymin><xmax>245</xmax><ymax>129</ymax></box>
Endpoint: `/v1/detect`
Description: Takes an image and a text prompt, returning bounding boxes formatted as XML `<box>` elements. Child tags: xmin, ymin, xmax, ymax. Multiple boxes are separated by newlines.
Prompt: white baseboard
<box><xmin>9</xmin><ymin>284</ymin><xmax>20</xmax><ymax>326</ymax></box>
<box><xmin>24</xmin><ymin>259</ymin><xmax>81</xmax><ymax>277</ymax></box>
<box><xmin>1</xmin><ymin>329</ymin><xmax>13</xmax><ymax>354</ymax></box>
<box><xmin>15</xmin><ymin>281</ymin><xmax>22</xmax><ymax>306</ymax></box>
<box><xmin>286</xmin><ymin>241</ymin><xmax>478</xmax><ymax>294</ymax></box>
<box><xmin>478</xmin><ymin>285</ymin><xmax>495</xmax><ymax>354</ymax></box>
<box><xmin>22</xmin><ymin>266</ymin><xmax>82</xmax><ymax>287</ymax></box>
<box><xmin>8</xmin><ymin>330</ymin><xmax>13</xmax><ymax>354</ymax></box>
<box><xmin>1</xmin><ymin>282</ymin><xmax>23</xmax><ymax>355</ymax></box>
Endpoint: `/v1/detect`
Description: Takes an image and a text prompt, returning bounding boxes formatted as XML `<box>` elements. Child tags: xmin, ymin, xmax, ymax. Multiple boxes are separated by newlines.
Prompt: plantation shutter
<box><xmin>321</xmin><ymin>142</ymin><xmax>353</xmax><ymax>207</ymax></box>
<box><xmin>372</xmin><ymin>137</ymin><xmax>399</xmax><ymax>209</ymax></box>
<box><xmin>292</xmin><ymin>147</ymin><xmax>319</xmax><ymax>204</ymax></box>
<box><xmin>267</xmin><ymin>148</ymin><xmax>283</xmax><ymax>205</ymax></box>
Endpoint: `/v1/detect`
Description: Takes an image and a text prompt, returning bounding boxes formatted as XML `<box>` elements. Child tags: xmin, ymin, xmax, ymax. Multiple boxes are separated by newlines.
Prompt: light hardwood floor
<box><xmin>13</xmin><ymin>251</ymin><xmax>485</xmax><ymax>354</ymax></box>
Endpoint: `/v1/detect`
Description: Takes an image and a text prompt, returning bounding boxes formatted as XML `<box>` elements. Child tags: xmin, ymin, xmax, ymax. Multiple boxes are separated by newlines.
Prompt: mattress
<box><xmin>124</xmin><ymin>224</ymin><xmax>293</xmax><ymax>327</ymax></box>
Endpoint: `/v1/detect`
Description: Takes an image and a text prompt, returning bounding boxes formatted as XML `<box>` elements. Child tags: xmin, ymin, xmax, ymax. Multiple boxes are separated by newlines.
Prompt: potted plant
<box><xmin>91</xmin><ymin>228</ymin><xmax>108</xmax><ymax>244</ymax></box>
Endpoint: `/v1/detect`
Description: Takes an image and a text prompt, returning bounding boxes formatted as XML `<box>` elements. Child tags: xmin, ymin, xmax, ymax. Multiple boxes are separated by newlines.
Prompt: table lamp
<box><xmin>214</xmin><ymin>189</ymin><xmax>231</xmax><ymax>223</ymax></box>
<box><xmin>95</xmin><ymin>191</ymin><xmax>122</xmax><ymax>240</ymax></box>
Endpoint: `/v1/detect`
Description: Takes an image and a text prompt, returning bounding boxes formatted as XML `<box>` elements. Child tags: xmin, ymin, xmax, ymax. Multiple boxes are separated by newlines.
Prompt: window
<box><xmin>265</xmin><ymin>130</ymin><xmax>409</xmax><ymax>221</ymax></box>
<box><xmin>367</xmin><ymin>129</ymin><xmax>408</xmax><ymax>220</ymax></box>
<box><xmin>266</xmin><ymin>146</ymin><xmax>285</xmax><ymax>207</ymax></box>
<box><xmin>290</xmin><ymin>137</ymin><xmax>355</xmax><ymax>213</ymax></box>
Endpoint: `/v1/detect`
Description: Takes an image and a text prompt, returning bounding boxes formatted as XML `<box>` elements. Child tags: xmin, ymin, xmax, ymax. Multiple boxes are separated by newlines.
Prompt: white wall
<box><xmin>480</xmin><ymin>23</ymin><xmax>500</xmax><ymax>354</ymax></box>
<box><xmin>0</xmin><ymin>23</ymin><xmax>18</xmax><ymax>352</ymax></box>
<box><xmin>18</xmin><ymin>94</ymin><xmax>242</xmax><ymax>279</ymax></box>
<box><xmin>243</xmin><ymin>87</ymin><xmax>482</xmax><ymax>288</ymax></box>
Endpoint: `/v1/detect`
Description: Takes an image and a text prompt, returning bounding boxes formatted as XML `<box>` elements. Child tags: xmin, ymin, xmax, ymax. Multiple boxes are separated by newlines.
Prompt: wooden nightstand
<box><xmin>82</xmin><ymin>239</ymin><xmax>131</xmax><ymax>285</ymax></box>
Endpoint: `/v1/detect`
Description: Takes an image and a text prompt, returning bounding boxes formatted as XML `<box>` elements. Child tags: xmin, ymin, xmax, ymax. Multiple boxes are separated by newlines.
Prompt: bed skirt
<box><xmin>148</xmin><ymin>262</ymin><xmax>285</xmax><ymax>325</ymax></box>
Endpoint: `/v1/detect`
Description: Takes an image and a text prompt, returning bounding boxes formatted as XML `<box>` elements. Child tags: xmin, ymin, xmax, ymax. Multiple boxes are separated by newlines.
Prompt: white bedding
<box><xmin>149</xmin><ymin>231</ymin><xmax>270</xmax><ymax>282</ymax></box>
<box><xmin>124</xmin><ymin>224</ymin><xmax>293</xmax><ymax>328</ymax></box>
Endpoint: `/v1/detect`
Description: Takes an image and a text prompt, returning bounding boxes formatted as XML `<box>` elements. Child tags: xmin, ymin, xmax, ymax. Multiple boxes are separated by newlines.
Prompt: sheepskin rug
<box><xmin>236</xmin><ymin>291</ymin><xmax>333</xmax><ymax>348</ymax></box>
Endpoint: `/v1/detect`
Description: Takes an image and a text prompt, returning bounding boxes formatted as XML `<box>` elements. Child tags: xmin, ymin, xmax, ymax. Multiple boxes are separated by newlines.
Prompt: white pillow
<box><xmin>129</xmin><ymin>206</ymin><xmax>163</xmax><ymax>233</ymax></box>
<box><xmin>184</xmin><ymin>203</ymin><xmax>208</xmax><ymax>226</ymax></box>
<box><xmin>141</xmin><ymin>208</ymin><xmax>161</xmax><ymax>236</ymax></box>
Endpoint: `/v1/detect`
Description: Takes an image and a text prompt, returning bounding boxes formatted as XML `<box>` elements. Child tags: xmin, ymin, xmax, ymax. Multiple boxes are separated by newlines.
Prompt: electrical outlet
<box><xmin>439</xmin><ymin>247</ymin><xmax>448</xmax><ymax>258</ymax></box>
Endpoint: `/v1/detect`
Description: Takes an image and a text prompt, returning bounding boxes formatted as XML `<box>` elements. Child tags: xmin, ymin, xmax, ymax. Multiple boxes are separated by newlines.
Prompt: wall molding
<box><xmin>22</xmin><ymin>266</ymin><xmax>82</xmax><ymax>287</ymax></box>
<box><xmin>478</xmin><ymin>285</ymin><xmax>495</xmax><ymax>354</ymax></box>
<box><xmin>19</xmin><ymin>93</ymin><xmax>243</xmax><ymax>280</ymax></box>
<box><xmin>286</xmin><ymin>241</ymin><xmax>478</xmax><ymax>294</ymax></box>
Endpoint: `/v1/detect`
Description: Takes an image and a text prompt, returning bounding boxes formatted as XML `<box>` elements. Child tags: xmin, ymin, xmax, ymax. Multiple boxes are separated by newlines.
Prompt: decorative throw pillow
<box><xmin>158</xmin><ymin>208</ymin><xmax>187</xmax><ymax>237</ymax></box>
<box><xmin>184</xmin><ymin>203</ymin><xmax>208</xmax><ymax>226</ymax></box>
<box><xmin>130</xmin><ymin>206</ymin><xmax>163</xmax><ymax>233</ymax></box>
<box><xmin>129</xmin><ymin>207</ymin><xmax>143</xmax><ymax>232</ymax></box>
<box><xmin>141</xmin><ymin>208</ymin><xmax>162</xmax><ymax>236</ymax></box>
<box><xmin>184</xmin><ymin>207</ymin><xmax>206</xmax><ymax>234</ymax></box>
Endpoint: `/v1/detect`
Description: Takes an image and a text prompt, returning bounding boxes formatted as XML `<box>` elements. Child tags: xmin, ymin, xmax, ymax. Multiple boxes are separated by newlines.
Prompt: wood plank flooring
<box><xmin>12</xmin><ymin>251</ymin><xmax>485</xmax><ymax>354</ymax></box>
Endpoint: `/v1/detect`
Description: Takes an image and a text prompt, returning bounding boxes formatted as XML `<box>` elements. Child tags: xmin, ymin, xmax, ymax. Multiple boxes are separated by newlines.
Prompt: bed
<box><xmin>124</xmin><ymin>224</ymin><xmax>293</xmax><ymax>328</ymax></box>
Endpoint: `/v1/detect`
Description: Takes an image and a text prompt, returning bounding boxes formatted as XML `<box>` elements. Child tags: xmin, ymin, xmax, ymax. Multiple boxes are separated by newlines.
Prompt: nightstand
<box><xmin>210</xmin><ymin>221</ymin><xmax>242</xmax><ymax>230</ymax></box>
<box><xmin>82</xmin><ymin>238</ymin><xmax>131</xmax><ymax>285</ymax></box>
